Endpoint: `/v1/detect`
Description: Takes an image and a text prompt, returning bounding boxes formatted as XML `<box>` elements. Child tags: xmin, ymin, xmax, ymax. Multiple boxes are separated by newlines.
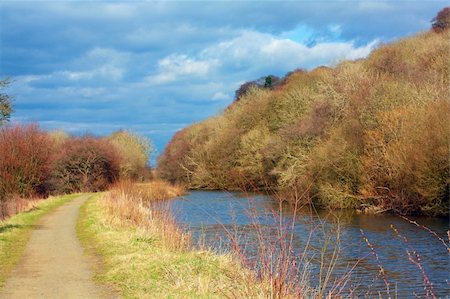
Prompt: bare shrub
<box><xmin>49</xmin><ymin>137</ymin><xmax>120</xmax><ymax>194</ymax></box>
<box><xmin>0</xmin><ymin>195</ymin><xmax>36</xmax><ymax>220</ymax></box>
<box><xmin>234</xmin><ymin>80</ymin><xmax>259</xmax><ymax>101</ymax></box>
<box><xmin>223</xmin><ymin>192</ymin><xmax>353</xmax><ymax>298</ymax></box>
<box><xmin>0</xmin><ymin>124</ymin><xmax>53</xmax><ymax>202</ymax></box>
<box><xmin>157</xmin><ymin>128</ymin><xmax>192</xmax><ymax>184</ymax></box>
<box><xmin>280</xmin><ymin>100</ymin><xmax>333</xmax><ymax>139</ymax></box>
<box><xmin>360</xmin><ymin>100</ymin><xmax>449</xmax><ymax>215</ymax></box>
<box><xmin>107</xmin><ymin>130</ymin><xmax>152</xmax><ymax>181</ymax></box>
<box><xmin>368</xmin><ymin>44</ymin><xmax>410</xmax><ymax>77</ymax></box>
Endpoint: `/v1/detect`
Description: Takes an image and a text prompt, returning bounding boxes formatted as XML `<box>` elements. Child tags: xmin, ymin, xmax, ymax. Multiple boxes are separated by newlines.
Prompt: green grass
<box><xmin>77</xmin><ymin>194</ymin><xmax>268</xmax><ymax>299</ymax></box>
<box><xmin>0</xmin><ymin>194</ymin><xmax>81</xmax><ymax>287</ymax></box>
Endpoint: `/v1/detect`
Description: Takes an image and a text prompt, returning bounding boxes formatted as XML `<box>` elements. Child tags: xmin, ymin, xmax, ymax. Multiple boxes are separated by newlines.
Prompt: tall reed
<box><xmin>102</xmin><ymin>180</ymin><xmax>189</xmax><ymax>251</ymax></box>
<box><xmin>217</xmin><ymin>189</ymin><xmax>357</xmax><ymax>298</ymax></box>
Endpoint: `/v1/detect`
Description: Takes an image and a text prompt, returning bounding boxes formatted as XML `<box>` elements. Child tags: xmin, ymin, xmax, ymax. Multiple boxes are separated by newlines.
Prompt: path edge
<box><xmin>76</xmin><ymin>193</ymin><xmax>119</xmax><ymax>298</ymax></box>
<box><xmin>0</xmin><ymin>193</ymin><xmax>83</xmax><ymax>288</ymax></box>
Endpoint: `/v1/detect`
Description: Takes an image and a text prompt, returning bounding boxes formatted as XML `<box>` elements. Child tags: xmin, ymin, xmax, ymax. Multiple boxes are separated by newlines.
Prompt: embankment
<box><xmin>77</xmin><ymin>181</ymin><xmax>274</xmax><ymax>298</ymax></box>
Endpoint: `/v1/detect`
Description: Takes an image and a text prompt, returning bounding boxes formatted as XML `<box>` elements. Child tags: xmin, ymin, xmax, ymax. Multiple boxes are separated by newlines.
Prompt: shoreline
<box><xmin>76</xmin><ymin>183</ymin><xmax>274</xmax><ymax>298</ymax></box>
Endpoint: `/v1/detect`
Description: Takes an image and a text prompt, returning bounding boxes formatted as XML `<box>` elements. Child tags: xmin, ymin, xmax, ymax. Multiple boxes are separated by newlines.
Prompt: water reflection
<box><xmin>168</xmin><ymin>191</ymin><xmax>449</xmax><ymax>298</ymax></box>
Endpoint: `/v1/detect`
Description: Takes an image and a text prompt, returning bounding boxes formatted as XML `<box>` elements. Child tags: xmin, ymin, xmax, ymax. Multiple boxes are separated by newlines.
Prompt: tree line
<box><xmin>0</xmin><ymin>121</ymin><xmax>151</xmax><ymax>218</ymax></box>
<box><xmin>158</xmin><ymin>10</ymin><xmax>450</xmax><ymax>216</ymax></box>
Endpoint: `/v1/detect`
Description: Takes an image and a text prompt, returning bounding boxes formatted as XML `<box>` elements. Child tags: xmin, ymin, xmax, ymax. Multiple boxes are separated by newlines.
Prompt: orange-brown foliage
<box><xmin>157</xmin><ymin>129</ymin><xmax>192</xmax><ymax>184</ymax></box>
<box><xmin>0</xmin><ymin>124</ymin><xmax>53</xmax><ymax>199</ymax></box>
<box><xmin>0</xmin><ymin>124</ymin><xmax>54</xmax><ymax>218</ymax></box>
<box><xmin>158</xmin><ymin>29</ymin><xmax>449</xmax><ymax>215</ymax></box>
<box><xmin>49</xmin><ymin>136</ymin><xmax>121</xmax><ymax>194</ymax></box>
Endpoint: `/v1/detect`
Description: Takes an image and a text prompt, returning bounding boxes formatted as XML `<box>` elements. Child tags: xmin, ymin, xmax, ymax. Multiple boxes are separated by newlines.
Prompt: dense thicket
<box><xmin>107</xmin><ymin>130</ymin><xmax>152</xmax><ymax>181</ymax></box>
<box><xmin>0</xmin><ymin>125</ymin><xmax>152</xmax><ymax>218</ymax></box>
<box><xmin>49</xmin><ymin>137</ymin><xmax>121</xmax><ymax>194</ymax></box>
<box><xmin>158</xmin><ymin>29</ymin><xmax>450</xmax><ymax>216</ymax></box>
<box><xmin>0</xmin><ymin>125</ymin><xmax>53</xmax><ymax>200</ymax></box>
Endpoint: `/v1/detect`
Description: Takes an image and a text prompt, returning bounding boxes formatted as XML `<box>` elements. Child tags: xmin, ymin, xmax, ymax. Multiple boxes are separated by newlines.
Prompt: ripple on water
<box><xmin>168</xmin><ymin>190</ymin><xmax>449</xmax><ymax>298</ymax></box>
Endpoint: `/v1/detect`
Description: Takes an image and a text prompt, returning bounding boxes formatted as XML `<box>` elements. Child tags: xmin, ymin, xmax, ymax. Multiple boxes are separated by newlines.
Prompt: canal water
<box><xmin>168</xmin><ymin>191</ymin><xmax>449</xmax><ymax>298</ymax></box>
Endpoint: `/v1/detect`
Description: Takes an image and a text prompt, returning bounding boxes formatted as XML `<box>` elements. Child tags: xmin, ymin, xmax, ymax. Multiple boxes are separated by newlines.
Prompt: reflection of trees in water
<box><xmin>171</xmin><ymin>191</ymin><xmax>449</xmax><ymax>297</ymax></box>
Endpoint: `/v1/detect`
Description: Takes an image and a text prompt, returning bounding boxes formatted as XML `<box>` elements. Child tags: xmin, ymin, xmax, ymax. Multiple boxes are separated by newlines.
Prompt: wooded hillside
<box><xmin>158</xmin><ymin>29</ymin><xmax>449</xmax><ymax>216</ymax></box>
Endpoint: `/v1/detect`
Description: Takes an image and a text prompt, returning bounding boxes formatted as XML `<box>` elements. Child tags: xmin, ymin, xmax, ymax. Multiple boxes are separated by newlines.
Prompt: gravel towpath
<box><xmin>0</xmin><ymin>195</ymin><xmax>115</xmax><ymax>299</ymax></box>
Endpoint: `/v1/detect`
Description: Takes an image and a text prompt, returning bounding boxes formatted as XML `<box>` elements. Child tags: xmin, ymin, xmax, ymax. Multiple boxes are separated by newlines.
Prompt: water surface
<box><xmin>169</xmin><ymin>191</ymin><xmax>449</xmax><ymax>298</ymax></box>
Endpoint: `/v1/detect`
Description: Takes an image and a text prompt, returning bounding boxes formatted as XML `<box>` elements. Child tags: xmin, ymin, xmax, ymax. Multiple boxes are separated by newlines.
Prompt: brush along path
<box><xmin>0</xmin><ymin>195</ymin><xmax>115</xmax><ymax>299</ymax></box>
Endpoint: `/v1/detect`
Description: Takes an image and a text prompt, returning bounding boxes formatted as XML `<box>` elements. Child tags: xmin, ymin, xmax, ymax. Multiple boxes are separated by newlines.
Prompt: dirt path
<box><xmin>0</xmin><ymin>195</ymin><xmax>116</xmax><ymax>299</ymax></box>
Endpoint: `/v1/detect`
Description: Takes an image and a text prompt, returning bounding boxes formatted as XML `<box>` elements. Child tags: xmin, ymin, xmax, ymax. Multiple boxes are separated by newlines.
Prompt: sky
<box><xmin>0</xmin><ymin>1</ymin><xmax>446</xmax><ymax>161</ymax></box>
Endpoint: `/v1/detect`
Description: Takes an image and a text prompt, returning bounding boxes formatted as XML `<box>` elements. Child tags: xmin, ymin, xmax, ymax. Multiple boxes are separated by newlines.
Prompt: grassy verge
<box><xmin>0</xmin><ymin>193</ymin><xmax>81</xmax><ymax>287</ymax></box>
<box><xmin>76</xmin><ymin>182</ymin><xmax>270</xmax><ymax>298</ymax></box>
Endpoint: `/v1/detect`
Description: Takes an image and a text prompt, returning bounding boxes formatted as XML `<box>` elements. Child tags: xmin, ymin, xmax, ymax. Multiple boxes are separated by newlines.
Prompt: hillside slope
<box><xmin>158</xmin><ymin>30</ymin><xmax>449</xmax><ymax>216</ymax></box>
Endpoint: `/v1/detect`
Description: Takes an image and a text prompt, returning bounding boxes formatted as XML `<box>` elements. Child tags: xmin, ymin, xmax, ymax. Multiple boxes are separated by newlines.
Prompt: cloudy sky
<box><xmin>0</xmin><ymin>1</ymin><xmax>446</xmax><ymax>159</ymax></box>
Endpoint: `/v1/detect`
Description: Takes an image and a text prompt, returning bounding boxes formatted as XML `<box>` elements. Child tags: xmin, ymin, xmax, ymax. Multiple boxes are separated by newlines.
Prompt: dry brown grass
<box><xmin>81</xmin><ymin>183</ymin><xmax>280</xmax><ymax>298</ymax></box>
<box><xmin>0</xmin><ymin>196</ymin><xmax>44</xmax><ymax>220</ymax></box>
<box><xmin>102</xmin><ymin>180</ymin><xmax>189</xmax><ymax>251</ymax></box>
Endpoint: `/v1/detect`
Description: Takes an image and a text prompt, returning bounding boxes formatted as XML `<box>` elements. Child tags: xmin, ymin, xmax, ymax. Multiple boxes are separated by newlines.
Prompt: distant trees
<box><xmin>107</xmin><ymin>130</ymin><xmax>152</xmax><ymax>180</ymax></box>
<box><xmin>432</xmin><ymin>7</ymin><xmax>450</xmax><ymax>32</ymax></box>
<box><xmin>48</xmin><ymin>130</ymin><xmax>70</xmax><ymax>146</ymax></box>
<box><xmin>0</xmin><ymin>79</ymin><xmax>13</xmax><ymax>125</ymax></box>
<box><xmin>51</xmin><ymin>130</ymin><xmax>153</xmax><ymax>193</ymax></box>
<box><xmin>263</xmin><ymin>75</ymin><xmax>280</xmax><ymax>88</ymax></box>
<box><xmin>234</xmin><ymin>75</ymin><xmax>281</xmax><ymax>101</ymax></box>
<box><xmin>235</xmin><ymin>81</ymin><xmax>258</xmax><ymax>100</ymax></box>
<box><xmin>49</xmin><ymin>137</ymin><xmax>120</xmax><ymax>194</ymax></box>
<box><xmin>157</xmin><ymin>129</ymin><xmax>192</xmax><ymax>184</ymax></box>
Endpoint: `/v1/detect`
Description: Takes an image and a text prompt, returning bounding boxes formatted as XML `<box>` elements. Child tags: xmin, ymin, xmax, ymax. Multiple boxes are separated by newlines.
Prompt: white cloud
<box><xmin>4</xmin><ymin>0</ymin><xmax>440</xmax><ymax>153</ymax></box>
<box><xmin>47</xmin><ymin>2</ymin><xmax>138</xmax><ymax>20</ymax></box>
<box><xmin>83</xmin><ymin>47</ymin><xmax>130</xmax><ymax>66</ymax></box>
<box><xmin>200</xmin><ymin>30</ymin><xmax>378</xmax><ymax>73</ymax></box>
<box><xmin>61</xmin><ymin>71</ymin><xmax>94</xmax><ymax>81</ymax></box>
<box><xmin>211</xmin><ymin>91</ymin><xmax>230</xmax><ymax>101</ymax></box>
<box><xmin>261</xmin><ymin>37</ymin><xmax>379</xmax><ymax>65</ymax></box>
<box><xmin>149</xmin><ymin>54</ymin><xmax>219</xmax><ymax>84</ymax></box>
<box><xmin>158</xmin><ymin>54</ymin><xmax>211</xmax><ymax>75</ymax></box>
<box><xmin>19</xmin><ymin>74</ymin><xmax>51</xmax><ymax>83</ymax></box>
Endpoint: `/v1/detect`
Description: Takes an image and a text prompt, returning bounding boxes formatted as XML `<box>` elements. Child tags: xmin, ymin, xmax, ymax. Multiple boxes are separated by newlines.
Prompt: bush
<box><xmin>360</xmin><ymin>100</ymin><xmax>449</xmax><ymax>215</ymax></box>
<box><xmin>157</xmin><ymin>128</ymin><xmax>192</xmax><ymax>184</ymax></box>
<box><xmin>107</xmin><ymin>130</ymin><xmax>152</xmax><ymax>181</ymax></box>
<box><xmin>235</xmin><ymin>81</ymin><xmax>259</xmax><ymax>101</ymax></box>
<box><xmin>48</xmin><ymin>130</ymin><xmax>70</xmax><ymax>147</ymax></box>
<box><xmin>49</xmin><ymin>137</ymin><xmax>120</xmax><ymax>194</ymax></box>
<box><xmin>0</xmin><ymin>124</ymin><xmax>53</xmax><ymax>209</ymax></box>
<box><xmin>234</xmin><ymin>75</ymin><xmax>281</xmax><ymax>101</ymax></box>
<box><xmin>0</xmin><ymin>79</ymin><xmax>13</xmax><ymax>125</ymax></box>
<box><xmin>432</xmin><ymin>7</ymin><xmax>450</xmax><ymax>32</ymax></box>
